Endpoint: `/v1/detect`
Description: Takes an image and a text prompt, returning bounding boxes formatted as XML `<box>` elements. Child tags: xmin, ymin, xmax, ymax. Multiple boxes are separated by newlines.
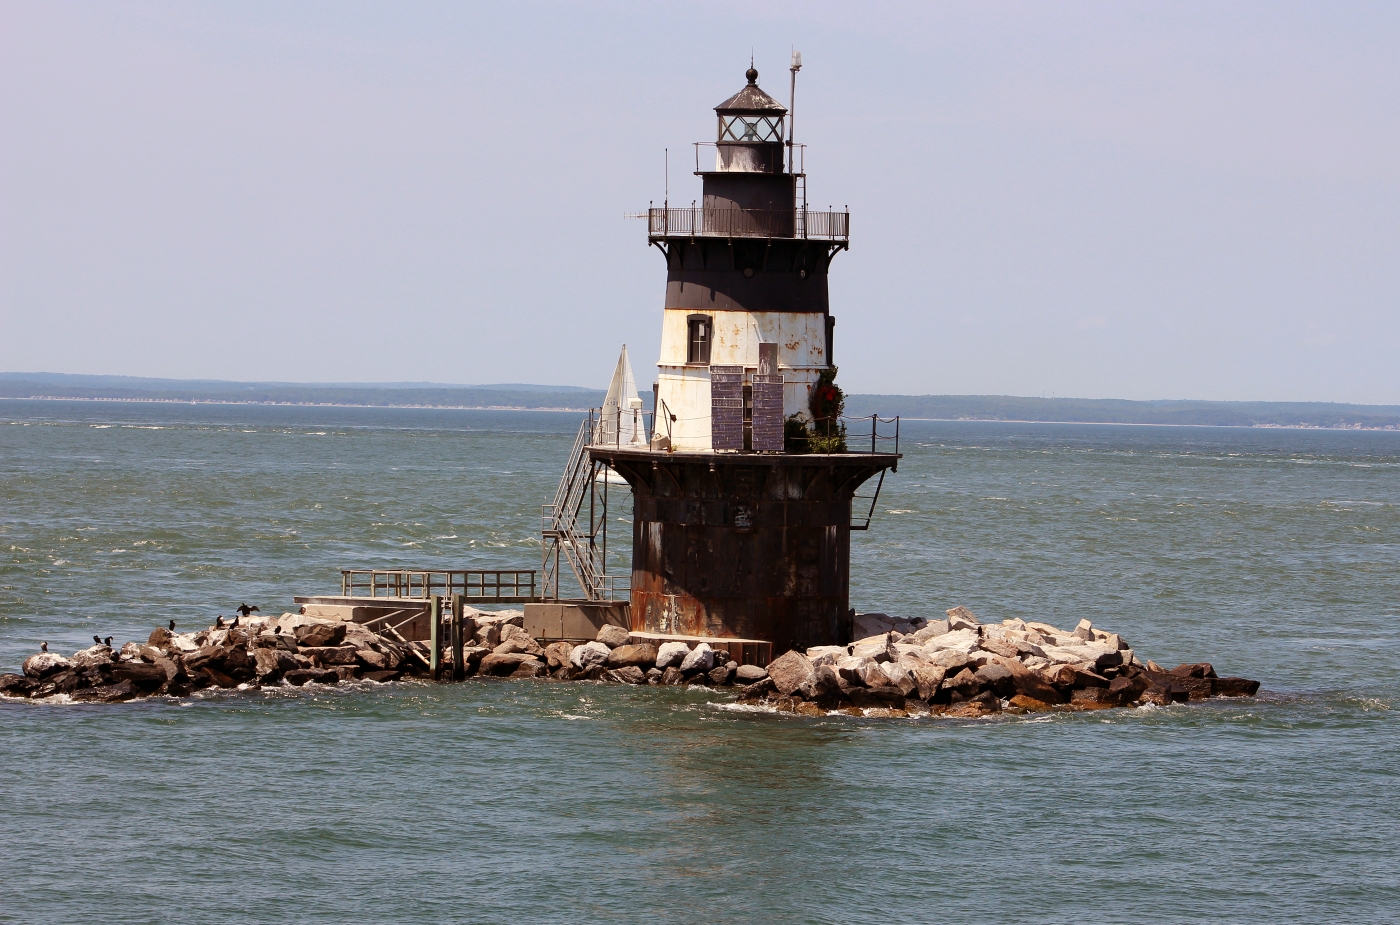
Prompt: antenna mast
<box><xmin>787</xmin><ymin>49</ymin><xmax>802</xmax><ymax>174</ymax></box>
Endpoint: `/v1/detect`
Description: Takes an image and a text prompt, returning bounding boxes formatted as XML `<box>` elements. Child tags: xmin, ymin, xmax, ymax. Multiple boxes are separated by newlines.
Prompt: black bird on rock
<box><xmin>104</xmin><ymin>636</ymin><xmax>113</xmax><ymax>648</ymax></box>
<box><xmin>93</xmin><ymin>635</ymin><xmax>103</xmax><ymax>646</ymax></box>
<box><xmin>229</xmin><ymin>615</ymin><xmax>240</xmax><ymax>629</ymax></box>
<box><xmin>40</xmin><ymin>641</ymin><xmax>48</xmax><ymax>652</ymax></box>
<box><xmin>168</xmin><ymin>619</ymin><xmax>176</xmax><ymax>631</ymax></box>
<box><xmin>215</xmin><ymin>615</ymin><xmax>225</xmax><ymax>628</ymax></box>
<box><xmin>235</xmin><ymin>603</ymin><xmax>259</xmax><ymax>617</ymax></box>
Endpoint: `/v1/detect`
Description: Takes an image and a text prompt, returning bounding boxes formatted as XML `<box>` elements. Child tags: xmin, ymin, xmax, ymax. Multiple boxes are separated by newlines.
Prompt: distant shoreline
<box><xmin>0</xmin><ymin>395</ymin><xmax>595</xmax><ymax>413</ymax></box>
<box><xmin>5</xmin><ymin>395</ymin><xmax>1399</xmax><ymax>431</ymax></box>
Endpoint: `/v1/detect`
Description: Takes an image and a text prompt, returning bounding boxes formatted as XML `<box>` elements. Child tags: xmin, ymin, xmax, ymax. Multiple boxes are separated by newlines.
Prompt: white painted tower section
<box><xmin>654</xmin><ymin>310</ymin><xmax>825</xmax><ymax>452</ymax></box>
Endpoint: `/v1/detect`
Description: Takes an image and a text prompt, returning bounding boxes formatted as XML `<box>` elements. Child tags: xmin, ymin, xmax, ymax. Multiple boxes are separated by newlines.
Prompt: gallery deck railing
<box><xmin>646</xmin><ymin>206</ymin><xmax>848</xmax><ymax>242</ymax></box>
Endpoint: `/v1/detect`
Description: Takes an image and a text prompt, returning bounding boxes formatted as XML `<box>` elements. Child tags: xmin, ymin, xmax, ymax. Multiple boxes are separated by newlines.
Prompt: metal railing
<box><xmin>848</xmin><ymin>414</ymin><xmax>900</xmax><ymax>456</ymax></box>
<box><xmin>542</xmin><ymin>413</ymin><xmax>625</xmax><ymax>602</ymax></box>
<box><xmin>647</xmin><ymin>206</ymin><xmax>848</xmax><ymax>242</ymax></box>
<box><xmin>340</xmin><ymin>569</ymin><xmax>538</xmax><ymax>602</ymax></box>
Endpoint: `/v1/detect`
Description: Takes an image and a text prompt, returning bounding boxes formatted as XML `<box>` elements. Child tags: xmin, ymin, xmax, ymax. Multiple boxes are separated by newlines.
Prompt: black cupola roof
<box><xmin>714</xmin><ymin>68</ymin><xmax>787</xmax><ymax>115</ymax></box>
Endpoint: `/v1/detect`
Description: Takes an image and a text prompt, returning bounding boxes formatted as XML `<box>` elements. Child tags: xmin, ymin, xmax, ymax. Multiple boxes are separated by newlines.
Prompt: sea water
<box><xmin>1</xmin><ymin>400</ymin><xmax>1397</xmax><ymax>924</ymax></box>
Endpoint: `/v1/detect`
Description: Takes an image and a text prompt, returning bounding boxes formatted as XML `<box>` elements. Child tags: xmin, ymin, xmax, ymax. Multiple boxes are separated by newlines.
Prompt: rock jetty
<box><xmin>0</xmin><ymin>611</ymin><xmax>433</xmax><ymax>702</ymax></box>
<box><xmin>736</xmin><ymin>606</ymin><xmax>1260</xmax><ymax>717</ymax></box>
<box><xmin>1</xmin><ymin>606</ymin><xmax>1259</xmax><ymax>718</ymax></box>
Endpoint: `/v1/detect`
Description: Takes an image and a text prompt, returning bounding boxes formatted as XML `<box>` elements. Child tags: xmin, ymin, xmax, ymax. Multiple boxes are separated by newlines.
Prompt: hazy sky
<box><xmin>2</xmin><ymin>2</ymin><xmax>1397</xmax><ymax>402</ymax></box>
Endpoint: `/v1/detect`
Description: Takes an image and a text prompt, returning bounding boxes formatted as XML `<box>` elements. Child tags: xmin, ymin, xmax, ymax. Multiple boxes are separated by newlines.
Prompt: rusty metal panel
<box><xmin>751</xmin><ymin>374</ymin><xmax>783</xmax><ymax>452</ymax></box>
<box><xmin>710</xmin><ymin>365</ymin><xmax>745</xmax><ymax>451</ymax></box>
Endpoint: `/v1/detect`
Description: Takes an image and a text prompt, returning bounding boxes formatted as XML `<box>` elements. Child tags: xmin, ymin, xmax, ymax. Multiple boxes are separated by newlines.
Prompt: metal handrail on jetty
<box><xmin>339</xmin><ymin>569</ymin><xmax>538</xmax><ymax>604</ymax></box>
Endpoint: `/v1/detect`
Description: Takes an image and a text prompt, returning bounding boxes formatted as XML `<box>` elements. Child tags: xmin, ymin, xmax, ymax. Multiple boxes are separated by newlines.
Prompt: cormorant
<box><xmin>168</xmin><ymin>619</ymin><xmax>176</xmax><ymax>631</ymax></box>
<box><xmin>235</xmin><ymin>603</ymin><xmax>260</xmax><ymax>617</ymax></box>
<box><xmin>215</xmin><ymin>615</ymin><xmax>225</xmax><ymax>628</ymax></box>
<box><xmin>40</xmin><ymin>641</ymin><xmax>48</xmax><ymax>652</ymax></box>
<box><xmin>229</xmin><ymin>614</ymin><xmax>240</xmax><ymax>629</ymax></box>
<box><xmin>104</xmin><ymin>636</ymin><xmax>113</xmax><ymax>647</ymax></box>
<box><xmin>93</xmin><ymin>635</ymin><xmax>102</xmax><ymax>646</ymax></box>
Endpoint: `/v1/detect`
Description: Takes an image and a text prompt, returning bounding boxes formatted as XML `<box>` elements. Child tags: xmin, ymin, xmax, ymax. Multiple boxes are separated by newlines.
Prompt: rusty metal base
<box><xmin>588</xmin><ymin>447</ymin><xmax>898</xmax><ymax>656</ymax></box>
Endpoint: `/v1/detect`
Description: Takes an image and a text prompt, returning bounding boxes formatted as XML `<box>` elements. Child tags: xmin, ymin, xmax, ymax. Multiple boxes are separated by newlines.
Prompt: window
<box><xmin>687</xmin><ymin>315</ymin><xmax>712</xmax><ymax>365</ymax></box>
<box><xmin>719</xmin><ymin>114</ymin><xmax>784</xmax><ymax>143</ymax></box>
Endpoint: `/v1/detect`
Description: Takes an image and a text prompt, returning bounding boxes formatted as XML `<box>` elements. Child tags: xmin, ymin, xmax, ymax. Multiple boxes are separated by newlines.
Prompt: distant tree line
<box><xmin>4</xmin><ymin>378</ymin><xmax>1399</xmax><ymax>428</ymax></box>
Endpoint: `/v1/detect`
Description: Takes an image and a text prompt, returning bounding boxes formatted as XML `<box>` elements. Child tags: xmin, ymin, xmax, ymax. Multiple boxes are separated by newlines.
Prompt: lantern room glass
<box><xmin>719</xmin><ymin>114</ymin><xmax>785</xmax><ymax>143</ymax></box>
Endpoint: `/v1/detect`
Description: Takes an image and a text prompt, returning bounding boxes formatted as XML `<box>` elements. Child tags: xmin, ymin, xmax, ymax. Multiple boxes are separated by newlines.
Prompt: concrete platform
<box><xmin>524</xmin><ymin>600</ymin><xmax>630</xmax><ymax>644</ymax></box>
<box><xmin>627</xmin><ymin>631</ymin><xmax>772</xmax><ymax>667</ymax></box>
<box><xmin>293</xmin><ymin>596</ymin><xmax>433</xmax><ymax>641</ymax></box>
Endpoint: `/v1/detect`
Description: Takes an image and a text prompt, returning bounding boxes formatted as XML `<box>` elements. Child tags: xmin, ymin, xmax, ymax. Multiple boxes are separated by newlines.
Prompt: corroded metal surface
<box><xmin>590</xmin><ymin>448</ymin><xmax>898</xmax><ymax>655</ymax></box>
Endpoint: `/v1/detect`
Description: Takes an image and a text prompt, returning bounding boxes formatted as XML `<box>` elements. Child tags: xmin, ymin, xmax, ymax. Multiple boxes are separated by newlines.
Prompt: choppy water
<box><xmin>2</xmin><ymin>400</ymin><xmax>1398</xmax><ymax>924</ymax></box>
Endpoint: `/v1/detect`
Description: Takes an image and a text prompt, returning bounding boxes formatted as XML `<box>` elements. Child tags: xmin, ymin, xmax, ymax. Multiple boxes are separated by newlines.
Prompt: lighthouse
<box><xmin>582</xmin><ymin>62</ymin><xmax>900</xmax><ymax>656</ymax></box>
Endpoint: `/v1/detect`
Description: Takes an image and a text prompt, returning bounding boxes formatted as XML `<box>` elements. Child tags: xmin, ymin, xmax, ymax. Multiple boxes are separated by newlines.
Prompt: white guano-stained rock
<box><xmin>655</xmin><ymin>641</ymin><xmax>691</xmax><ymax>669</ymax></box>
<box><xmin>569</xmin><ymin>640</ymin><xmax>610</xmax><ymax>670</ymax></box>
<box><xmin>22</xmin><ymin>652</ymin><xmax>72</xmax><ymax>679</ymax></box>
<box><xmin>679</xmin><ymin>643</ymin><xmax>715</xmax><ymax>673</ymax></box>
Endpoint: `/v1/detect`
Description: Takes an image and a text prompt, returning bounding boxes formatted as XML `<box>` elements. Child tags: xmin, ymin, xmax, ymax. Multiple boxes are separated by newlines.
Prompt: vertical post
<box><xmin>451</xmin><ymin>593</ymin><xmax>465</xmax><ymax>681</ymax></box>
<box><xmin>429</xmin><ymin>594</ymin><xmax>442</xmax><ymax>681</ymax></box>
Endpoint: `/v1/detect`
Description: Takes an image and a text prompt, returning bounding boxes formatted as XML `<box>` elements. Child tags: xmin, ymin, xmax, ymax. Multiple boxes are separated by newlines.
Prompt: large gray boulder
<box><xmin>71</xmin><ymin>645</ymin><xmax>116</xmax><ymax>669</ymax></box>
<box><xmin>734</xmin><ymin>664</ymin><xmax>767</xmax><ymax>684</ymax></box>
<box><xmin>905</xmin><ymin>619</ymin><xmax>951</xmax><ymax>645</ymax></box>
<box><xmin>835</xmin><ymin>655</ymin><xmax>876</xmax><ymax>688</ymax></box>
<box><xmin>655</xmin><ymin>641</ymin><xmax>691</xmax><ymax>669</ymax></box>
<box><xmin>679</xmin><ymin>643</ymin><xmax>715</xmax><ymax>673</ymax></box>
<box><xmin>1214</xmin><ymin>677</ymin><xmax>1261</xmax><ymax>697</ymax></box>
<box><xmin>986</xmin><ymin>655</ymin><xmax>1065</xmax><ymax>703</ymax></box>
<box><xmin>479</xmin><ymin>652</ymin><xmax>533</xmax><ymax>676</ymax></box>
<box><xmin>812</xmin><ymin>664</ymin><xmax>842</xmax><ymax>699</ymax></box>
<box><xmin>70</xmin><ymin>680</ymin><xmax>139</xmax><ymax>703</ymax></box>
<box><xmin>494</xmin><ymin>634</ymin><xmax>545</xmax><ymax>658</ymax></box>
<box><xmin>767</xmin><ymin>650</ymin><xmax>816</xmax><ymax>698</ymax></box>
<box><xmin>302</xmin><ymin>645</ymin><xmax>360</xmax><ymax>666</ymax></box>
<box><xmin>473</xmin><ymin>623</ymin><xmax>501</xmax><ymax>649</ymax></box>
<box><xmin>852</xmin><ymin>612</ymin><xmax>921</xmax><ymax>638</ymax></box>
<box><xmin>942</xmin><ymin>667</ymin><xmax>981</xmax><ymax>698</ymax></box>
<box><xmin>879</xmin><ymin>661</ymin><xmax>918</xmax><ymax>696</ymax></box>
<box><xmin>708</xmin><ymin>662</ymin><xmax>737</xmax><ymax>685</ymax></box>
<box><xmin>909</xmin><ymin>664</ymin><xmax>947</xmax><ymax>700</ymax></box>
<box><xmin>284</xmin><ymin>668</ymin><xmax>339</xmax><ymax>686</ymax></box>
<box><xmin>920</xmin><ymin>629</ymin><xmax>980</xmax><ymax>654</ymax></box>
<box><xmin>606</xmin><ymin>643</ymin><xmax>659</xmax><ymax>669</ymax></box>
<box><xmin>569</xmin><ymin>640</ymin><xmax>610</xmax><ymax>670</ymax></box>
<box><xmin>0</xmin><ymin>673</ymin><xmax>34</xmax><ymax>697</ymax></box>
<box><xmin>945</xmin><ymin>606</ymin><xmax>981</xmax><ymax>631</ymax></box>
<box><xmin>923</xmin><ymin>648</ymin><xmax>973</xmax><ymax>673</ymax></box>
<box><xmin>595</xmin><ymin>624</ymin><xmax>631</xmax><ymax>649</ymax></box>
<box><xmin>974</xmin><ymin>662</ymin><xmax>1014</xmax><ymax>696</ymax></box>
<box><xmin>498</xmin><ymin>624</ymin><xmax>538</xmax><ymax>649</ymax></box>
<box><xmin>112</xmin><ymin>660</ymin><xmax>168</xmax><ymax>689</ymax></box>
<box><xmin>295</xmin><ymin>621</ymin><xmax>347</xmax><ymax>648</ymax></box>
<box><xmin>543</xmin><ymin>641</ymin><xmax>575</xmax><ymax>670</ymax></box>
<box><xmin>606</xmin><ymin>665</ymin><xmax>647</xmax><ymax>684</ymax></box>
